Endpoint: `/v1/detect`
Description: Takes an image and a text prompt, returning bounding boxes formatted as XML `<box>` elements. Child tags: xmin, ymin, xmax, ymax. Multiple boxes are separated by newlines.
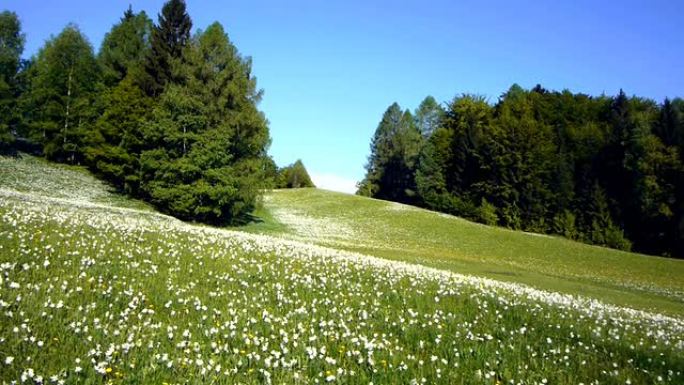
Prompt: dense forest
<box><xmin>359</xmin><ymin>89</ymin><xmax>684</xmax><ymax>258</ymax></box>
<box><xmin>0</xmin><ymin>1</ymin><xmax>314</xmax><ymax>224</ymax></box>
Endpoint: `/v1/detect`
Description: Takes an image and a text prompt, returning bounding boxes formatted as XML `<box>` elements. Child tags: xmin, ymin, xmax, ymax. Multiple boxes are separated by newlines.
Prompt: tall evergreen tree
<box><xmin>656</xmin><ymin>98</ymin><xmax>684</xmax><ymax>154</ymax></box>
<box><xmin>415</xmin><ymin>126</ymin><xmax>452</xmax><ymax>211</ymax></box>
<box><xmin>415</xmin><ymin>95</ymin><xmax>491</xmax><ymax>219</ymax></box>
<box><xmin>278</xmin><ymin>159</ymin><xmax>315</xmax><ymax>188</ymax></box>
<box><xmin>443</xmin><ymin>94</ymin><xmax>491</xmax><ymax>196</ymax></box>
<box><xmin>85</xmin><ymin>75</ymin><xmax>153</xmax><ymax>193</ymax></box>
<box><xmin>99</xmin><ymin>7</ymin><xmax>153</xmax><ymax>87</ymax></box>
<box><xmin>360</xmin><ymin>85</ymin><xmax>684</xmax><ymax>257</ymax></box>
<box><xmin>140</xmin><ymin>22</ymin><xmax>270</xmax><ymax>224</ymax></box>
<box><xmin>21</xmin><ymin>24</ymin><xmax>101</xmax><ymax>163</ymax></box>
<box><xmin>359</xmin><ymin>103</ymin><xmax>403</xmax><ymax>197</ymax></box>
<box><xmin>358</xmin><ymin>103</ymin><xmax>423</xmax><ymax>203</ymax></box>
<box><xmin>143</xmin><ymin>0</ymin><xmax>192</xmax><ymax>96</ymax></box>
<box><xmin>0</xmin><ymin>10</ymin><xmax>25</xmax><ymax>149</ymax></box>
<box><xmin>474</xmin><ymin>85</ymin><xmax>555</xmax><ymax>230</ymax></box>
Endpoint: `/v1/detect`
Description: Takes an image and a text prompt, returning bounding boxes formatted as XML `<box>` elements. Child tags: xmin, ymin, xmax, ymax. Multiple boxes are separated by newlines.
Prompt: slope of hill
<box><xmin>1</xmin><ymin>154</ymin><xmax>683</xmax><ymax>384</ymax></box>
<box><xmin>248</xmin><ymin>189</ymin><xmax>684</xmax><ymax>317</ymax></box>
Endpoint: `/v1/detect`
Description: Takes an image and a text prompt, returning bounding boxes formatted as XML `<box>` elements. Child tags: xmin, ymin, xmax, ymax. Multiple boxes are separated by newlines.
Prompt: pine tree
<box><xmin>477</xmin><ymin>85</ymin><xmax>555</xmax><ymax>230</ymax></box>
<box><xmin>587</xmin><ymin>182</ymin><xmax>631</xmax><ymax>251</ymax></box>
<box><xmin>415</xmin><ymin>128</ymin><xmax>451</xmax><ymax>210</ymax></box>
<box><xmin>143</xmin><ymin>0</ymin><xmax>192</xmax><ymax>96</ymax></box>
<box><xmin>140</xmin><ymin>22</ymin><xmax>270</xmax><ymax>224</ymax></box>
<box><xmin>99</xmin><ymin>7</ymin><xmax>152</xmax><ymax>87</ymax></box>
<box><xmin>22</xmin><ymin>24</ymin><xmax>101</xmax><ymax>163</ymax></box>
<box><xmin>358</xmin><ymin>103</ymin><xmax>423</xmax><ymax>203</ymax></box>
<box><xmin>85</xmin><ymin>75</ymin><xmax>153</xmax><ymax>193</ymax></box>
<box><xmin>359</xmin><ymin>103</ymin><xmax>403</xmax><ymax>197</ymax></box>
<box><xmin>442</xmin><ymin>94</ymin><xmax>490</xmax><ymax>195</ymax></box>
<box><xmin>0</xmin><ymin>10</ymin><xmax>25</xmax><ymax>150</ymax></box>
<box><xmin>278</xmin><ymin>159</ymin><xmax>315</xmax><ymax>188</ymax></box>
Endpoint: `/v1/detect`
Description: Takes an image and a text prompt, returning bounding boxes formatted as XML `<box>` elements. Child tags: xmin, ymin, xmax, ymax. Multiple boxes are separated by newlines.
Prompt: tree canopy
<box><xmin>360</xmin><ymin>86</ymin><xmax>684</xmax><ymax>258</ymax></box>
<box><xmin>6</xmin><ymin>2</ymin><xmax>272</xmax><ymax>226</ymax></box>
<box><xmin>0</xmin><ymin>11</ymin><xmax>25</xmax><ymax>149</ymax></box>
<box><xmin>276</xmin><ymin>159</ymin><xmax>315</xmax><ymax>188</ymax></box>
<box><xmin>21</xmin><ymin>24</ymin><xmax>101</xmax><ymax>163</ymax></box>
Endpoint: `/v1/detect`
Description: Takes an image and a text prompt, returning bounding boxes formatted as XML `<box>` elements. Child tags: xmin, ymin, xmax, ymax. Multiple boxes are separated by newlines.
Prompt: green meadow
<box><xmin>1</xmin><ymin>155</ymin><xmax>683</xmax><ymax>384</ymax></box>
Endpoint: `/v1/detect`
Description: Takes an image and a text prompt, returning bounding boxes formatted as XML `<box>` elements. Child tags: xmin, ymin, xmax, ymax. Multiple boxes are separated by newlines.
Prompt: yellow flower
<box><xmin>105</xmin><ymin>367</ymin><xmax>113</xmax><ymax>374</ymax></box>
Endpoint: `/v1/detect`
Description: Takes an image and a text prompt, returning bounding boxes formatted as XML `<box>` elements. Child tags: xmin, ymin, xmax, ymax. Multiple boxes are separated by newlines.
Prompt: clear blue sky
<box><xmin>5</xmin><ymin>0</ymin><xmax>684</xmax><ymax>193</ymax></box>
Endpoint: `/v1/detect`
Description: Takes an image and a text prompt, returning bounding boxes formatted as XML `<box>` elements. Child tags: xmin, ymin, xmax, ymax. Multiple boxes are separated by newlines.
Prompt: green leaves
<box><xmin>277</xmin><ymin>160</ymin><xmax>315</xmax><ymax>189</ymax></box>
<box><xmin>143</xmin><ymin>0</ymin><xmax>192</xmax><ymax>96</ymax></box>
<box><xmin>0</xmin><ymin>11</ymin><xmax>25</xmax><ymax>149</ymax></box>
<box><xmin>360</xmin><ymin>103</ymin><xmax>423</xmax><ymax>204</ymax></box>
<box><xmin>85</xmin><ymin>75</ymin><xmax>152</xmax><ymax>193</ymax></box>
<box><xmin>98</xmin><ymin>9</ymin><xmax>152</xmax><ymax>87</ymax></box>
<box><xmin>22</xmin><ymin>24</ymin><xmax>101</xmax><ymax>163</ymax></box>
<box><xmin>139</xmin><ymin>19</ymin><xmax>270</xmax><ymax>224</ymax></box>
<box><xmin>360</xmin><ymin>86</ymin><xmax>684</xmax><ymax>257</ymax></box>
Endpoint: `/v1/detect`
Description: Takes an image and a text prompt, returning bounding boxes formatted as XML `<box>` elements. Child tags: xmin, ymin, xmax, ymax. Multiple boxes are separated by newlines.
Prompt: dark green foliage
<box><xmin>476</xmin><ymin>198</ymin><xmax>498</xmax><ymax>226</ymax></box>
<box><xmin>98</xmin><ymin>7</ymin><xmax>152</xmax><ymax>87</ymax></box>
<box><xmin>276</xmin><ymin>159</ymin><xmax>315</xmax><ymax>188</ymax></box>
<box><xmin>142</xmin><ymin>0</ymin><xmax>191</xmax><ymax>96</ymax></box>
<box><xmin>359</xmin><ymin>103</ymin><xmax>423</xmax><ymax>204</ymax></box>
<box><xmin>478</xmin><ymin>86</ymin><xmax>555</xmax><ymax>230</ymax></box>
<box><xmin>362</xmin><ymin>85</ymin><xmax>684</xmax><ymax>257</ymax></box>
<box><xmin>0</xmin><ymin>10</ymin><xmax>25</xmax><ymax>149</ymax></box>
<box><xmin>552</xmin><ymin>210</ymin><xmax>578</xmax><ymax>240</ymax></box>
<box><xmin>8</xmin><ymin>1</ymin><xmax>272</xmax><ymax>226</ymax></box>
<box><xmin>140</xmin><ymin>22</ymin><xmax>270</xmax><ymax>224</ymax></box>
<box><xmin>262</xmin><ymin>156</ymin><xmax>279</xmax><ymax>188</ymax></box>
<box><xmin>21</xmin><ymin>25</ymin><xmax>101</xmax><ymax>163</ymax></box>
<box><xmin>587</xmin><ymin>183</ymin><xmax>631</xmax><ymax>251</ymax></box>
<box><xmin>85</xmin><ymin>75</ymin><xmax>152</xmax><ymax>193</ymax></box>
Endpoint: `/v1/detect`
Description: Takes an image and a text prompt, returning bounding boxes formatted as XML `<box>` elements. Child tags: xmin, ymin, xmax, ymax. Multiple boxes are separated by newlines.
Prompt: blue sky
<box><xmin>5</xmin><ymin>1</ymin><xmax>684</xmax><ymax>193</ymax></box>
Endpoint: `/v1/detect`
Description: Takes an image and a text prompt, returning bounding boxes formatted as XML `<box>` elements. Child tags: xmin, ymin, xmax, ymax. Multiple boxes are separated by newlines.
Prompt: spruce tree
<box><xmin>477</xmin><ymin>85</ymin><xmax>555</xmax><ymax>230</ymax></box>
<box><xmin>279</xmin><ymin>159</ymin><xmax>315</xmax><ymax>188</ymax></box>
<box><xmin>143</xmin><ymin>0</ymin><xmax>192</xmax><ymax>96</ymax></box>
<box><xmin>358</xmin><ymin>103</ymin><xmax>423</xmax><ymax>203</ymax></box>
<box><xmin>99</xmin><ymin>7</ymin><xmax>152</xmax><ymax>87</ymax></box>
<box><xmin>140</xmin><ymin>22</ymin><xmax>270</xmax><ymax>224</ymax></box>
<box><xmin>85</xmin><ymin>75</ymin><xmax>153</xmax><ymax>193</ymax></box>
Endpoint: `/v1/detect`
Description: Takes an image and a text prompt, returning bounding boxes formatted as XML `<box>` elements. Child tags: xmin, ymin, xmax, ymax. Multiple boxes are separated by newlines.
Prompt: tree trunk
<box><xmin>63</xmin><ymin>66</ymin><xmax>73</xmax><ymax>147</ymax></box>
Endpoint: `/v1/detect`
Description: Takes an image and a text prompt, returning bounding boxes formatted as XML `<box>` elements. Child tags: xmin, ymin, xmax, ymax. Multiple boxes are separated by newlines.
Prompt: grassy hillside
<box><xmin>1</xmin><ymin>155</ymin><xmax>683</xmax><ymax>384</ymax></box>
<box><xmin>247</xmin><ymin>188</ymin><xmax>684</xmax><ymax>317</ymax></box>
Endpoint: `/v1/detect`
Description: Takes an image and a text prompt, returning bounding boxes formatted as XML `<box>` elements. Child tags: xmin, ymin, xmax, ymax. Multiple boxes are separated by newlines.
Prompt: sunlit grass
<box><xmin>248</xmin><ymin>188</ymin><xmax>684</xmax><ymax>316</ymax></box>
<box><xmin>1</xmin><ymin>155</ymin><xmax>683</xmax><ymax>384</ymax></box>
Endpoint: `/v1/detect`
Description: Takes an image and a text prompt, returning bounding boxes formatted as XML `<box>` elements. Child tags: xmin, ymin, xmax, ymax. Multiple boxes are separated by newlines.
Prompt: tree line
<box><xmin>0</xmin><ymin>1</ymin><xmax>313</xmax><ymax>224</ymax></box>
<box><xmin>359</xmin><ymin>87</ymin><xmax>684</xmax><ymax>258</ymax></box>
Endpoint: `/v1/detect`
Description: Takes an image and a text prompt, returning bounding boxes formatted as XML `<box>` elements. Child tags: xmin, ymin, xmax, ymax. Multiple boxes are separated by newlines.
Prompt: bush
<box><xmin>476</xmin><ymin>198</ymin><xmax>498</xmax><ymax>226</ymax></box>
<box><xmin>591</xmin><ymin>219</ymin><xmax>632</xmax><ymax>251</ymax></box>
<box><xmin>553</xmin><ymin>210</ymin><xmax>579</xmax><ymax>240</ymax></box>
